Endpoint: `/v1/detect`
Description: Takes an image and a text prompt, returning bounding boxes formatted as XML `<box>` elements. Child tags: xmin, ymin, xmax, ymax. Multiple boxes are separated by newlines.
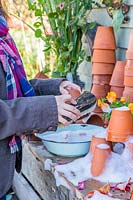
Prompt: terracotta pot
<box><xmin>93</xmin><ymin>26</ymin><xmax>116</xmax><ymax>50</ymax></box>
<box><xmin>68</xmin><ymin>88</ymin><xmax>81</xmax><ymax>99</ymax></box>
<box><xmin>92</xmin><ymin>63</ymin><xmax>114</xmax><ymax>75</ymax></box>
<box><xmin>92</xmin><ymin>75</ymin><xmax>111</xmax><ymax>85</ymax></box>
<box><xmin>124</xmin><ymin>76</ymin><xmax>133</xmax><ymax>87</ymax></box>
<box><xmin>126</xmin><ymin>51</ymin><xmax>133</xmax><ymax>60</ymax></box>
<box><xmin>124</xmin><ymin>86</ymin><xmax>133</xmax><ymax>93</ymax></box>
<box><xmin>91</xmin><ymin>144</ymin><xmax>111</xmax><ymax>177</ymax></box>
<box><xmin>91</xmin><ymin>84</ymin><xmax>110</xmax><ymax>99</ymax></box>
<box><xmin>90</xmin><ymin>135</ymin><xmax>108</xmax><ymax>155</ymax></box>
<box><xmin>107</xmin><ymin>107</ymin><xmax>133</xmax><ymax>142</ymax></box>
<box><xmin>92</xmin><ymin>50</ymin><xmax>116</xmax><ymax>64</ymax></box>
<box><xmin>87</xmin><ymin>113</ymin><xmax>104</xmax><ymax>127</ymax></box>
<box><xmin>110</xmin><ymin>61</ymin><xmax>126</xmax><ymax>87</ymax></box>
<box><xmin>123</xmin><ymin>89</ymin><xmax>133</xmax><ymax>102</ymax></box>
<box><xmin>110</xmin><ymin>86</ymin><xmax>124</xmax><ymax>99</ymax></box>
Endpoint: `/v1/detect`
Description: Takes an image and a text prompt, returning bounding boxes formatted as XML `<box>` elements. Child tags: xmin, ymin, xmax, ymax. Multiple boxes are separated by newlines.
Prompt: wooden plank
<box><xmin>13</xmin><ymin>171</ymin><xmax>41</xmax><ymax>200</ymax></box>
<box><xmin>21</xmin><ymin>141</ymin><xmax>131</xmax><ymax>200</ymax></box>
<box><xmin>22</xmin><ymin>141</ymin><xmax>75</xmax><ymax>200</ymax></box>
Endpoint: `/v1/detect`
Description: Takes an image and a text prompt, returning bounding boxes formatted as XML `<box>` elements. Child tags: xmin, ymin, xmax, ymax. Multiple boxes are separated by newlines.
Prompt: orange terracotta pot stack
<box><xmin>91</xmin><ymin>26</ymin><xmax>116</xmax><ymax>114</ymax></box>
<box><xmin>123</xmin><ymin>33</ymin><xmax>133</xmax><ymax>102</ymax></box>
<box><xmin>109</xmin><ymin>61</ymin><xmax>126</xmax><ymax>98</ymax></box>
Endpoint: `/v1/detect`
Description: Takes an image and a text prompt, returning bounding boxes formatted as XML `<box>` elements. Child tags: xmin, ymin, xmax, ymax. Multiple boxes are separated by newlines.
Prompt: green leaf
<box><xmin>35</xmin><ymin>9</ymin><xmax>42</xmax><ymax>16</ymax></box>
<box><xmin>48</xmin><ymin>12</ymin><xmax>58</xmax><ymax>18</ymax></box>
<box><xmin>34</xmin><ymin>22</ymin><xmax>42</xmax><ymax>28</ymax></box>
<box><xmin>35</xmin><ymin>29</ymin><xmax>42</xmax><ymax>38</ymax></box>
<box><xmin>112</xmin><ymin>9</ymin><xmax>124</xmax><ymax>32</ymax></box>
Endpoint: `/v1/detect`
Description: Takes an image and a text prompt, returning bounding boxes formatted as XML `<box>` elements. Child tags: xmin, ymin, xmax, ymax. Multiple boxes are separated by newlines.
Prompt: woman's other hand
<box><xmin>55</xmin><ymin>94</ymin><xmax>80</xmax><ymax>125</ymax></box>
<box><xmin>60</xmin><ymin>81</ymin><xmax>81</xmax><ymax>96</ymax></box>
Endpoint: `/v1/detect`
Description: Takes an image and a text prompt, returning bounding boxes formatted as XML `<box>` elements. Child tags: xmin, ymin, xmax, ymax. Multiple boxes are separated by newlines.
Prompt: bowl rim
<box><xmin>35</xmin><ymin>124</ymin><xmax>105</xmax><ymax>144</ymax></box>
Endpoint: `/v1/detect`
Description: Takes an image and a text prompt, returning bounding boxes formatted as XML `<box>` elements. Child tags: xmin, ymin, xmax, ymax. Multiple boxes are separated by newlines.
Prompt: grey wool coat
<box><xmin>0</xmin><ymin>62</ymin><xmax>63</xmax><ymax>197</ymax></box>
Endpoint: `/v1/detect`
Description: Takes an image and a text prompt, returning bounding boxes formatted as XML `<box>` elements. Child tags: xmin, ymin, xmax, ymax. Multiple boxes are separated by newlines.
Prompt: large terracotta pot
<box><xmin>92</xmin><ymin>50</ymin><xmax>116</xmax><ymax>64</ymax></box>
<box><xmin>92</xmin><ymin>63</ymin><xmax>114</xmax><ymax>75</ymax></box>
<box><xmin>110</xmin><ymin>86</ymin><xmax>124</xmax><ymax>99</ymax></box>
<box><xmin>107</xmin><ymin>107</ymin><xmax>133</xmax><ymax>142</ymax></box>
<box><xmin>91</xmin><ymin>144</ymin><xmax>111</xmax><ymax>177</ymax></box>
<box><xmin>93</xmin><ymin>26</ymin><xmax>116</xmax><ymax>50</ymax></box>
<box><xmin>110</xmin><ymin>61</ymin><xmax>126</xmax><ymax>87</ymax></box>
<box><xmin>92</xmin><ymin>75</ymin><xmax>111</xmax><ymax>85</ymax></box>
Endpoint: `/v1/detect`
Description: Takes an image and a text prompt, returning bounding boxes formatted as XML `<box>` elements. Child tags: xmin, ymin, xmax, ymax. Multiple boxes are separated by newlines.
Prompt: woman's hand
<box><xmin>55</xmin><ymin>94</ymin><xmax>80</xmax><ymax>125</ymax></box>
<box><xmin>60</xmin><ymin>81</ymin><xmax>81</xmax><ymax>95</ymax></box>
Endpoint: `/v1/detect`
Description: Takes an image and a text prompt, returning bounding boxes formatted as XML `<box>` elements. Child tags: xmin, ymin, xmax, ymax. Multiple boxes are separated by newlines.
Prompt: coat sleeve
<box><xmin>29</xmin><ymin>78</ymin><xmax>65</xmax><ymax>96</ymax></box>
<box><xmin>0</xmin><ymin>95</ymin><xmax>58</xmax><ymax>140</ymax></box>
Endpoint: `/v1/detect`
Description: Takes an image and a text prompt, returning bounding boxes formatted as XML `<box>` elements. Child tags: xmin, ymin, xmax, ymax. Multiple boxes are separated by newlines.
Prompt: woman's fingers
<box><xmin>55</xmin><ymin>95</ymin><xmax>81</xmax><ymax>124</ymax></box>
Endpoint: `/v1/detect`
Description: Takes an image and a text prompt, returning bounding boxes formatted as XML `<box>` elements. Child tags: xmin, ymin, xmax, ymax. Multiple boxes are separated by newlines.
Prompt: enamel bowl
<box><xmin>36</xmin><ymin>124</ymin><xmax>105</xmax><ymax>157</ymax></box>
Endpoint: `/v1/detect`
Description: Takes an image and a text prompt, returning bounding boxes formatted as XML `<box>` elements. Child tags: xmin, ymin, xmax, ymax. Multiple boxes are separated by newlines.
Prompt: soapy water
<box><xmin>41</xmin><ymin>129</ymin><xmax>106</xmax><ymax>143</ymax></box>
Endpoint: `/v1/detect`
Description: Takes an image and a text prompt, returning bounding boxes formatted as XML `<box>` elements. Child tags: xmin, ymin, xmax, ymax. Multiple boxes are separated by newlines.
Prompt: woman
<box><xmin>0</xmin><ymin>3</ymin><xmax>81</xmax><ymax>199</ymax></box>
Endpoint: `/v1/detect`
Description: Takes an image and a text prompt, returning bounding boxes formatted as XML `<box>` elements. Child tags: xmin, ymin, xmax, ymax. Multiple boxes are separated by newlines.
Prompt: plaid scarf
<box><xmin>0</xmin><ymin>15</ymin><xmax>35</xmax><ymax>153</ymax></box>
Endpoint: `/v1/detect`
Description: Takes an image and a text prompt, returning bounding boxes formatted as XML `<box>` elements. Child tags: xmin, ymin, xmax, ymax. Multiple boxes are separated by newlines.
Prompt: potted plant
<box><xmin>27</xmin><ymin>0</ymin><xmax>98</xmax><ymax>80</ymax></box>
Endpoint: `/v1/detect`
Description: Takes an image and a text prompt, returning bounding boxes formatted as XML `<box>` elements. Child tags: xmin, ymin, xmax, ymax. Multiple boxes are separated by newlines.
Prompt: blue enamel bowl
<box><xmin>36</xmin><ymin>124</ymin><xmax>104</xmax><ymax>157</ymax></box>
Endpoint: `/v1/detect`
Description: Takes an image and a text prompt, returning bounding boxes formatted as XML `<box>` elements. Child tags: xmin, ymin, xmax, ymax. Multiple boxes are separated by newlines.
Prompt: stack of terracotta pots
<box><xmin>123</xmin><ymin>32</ymin><xmax>133</xmax><ymax>102</ymax></box>
<box><xmin>91</xmin><ymin>26</ymin><xmax>116</xmax><ymax>117</ymax></box>
<box><xmin>110</xmin><ymin>61</ymin><xmax>126</xmax><ymax>98</ymax></box>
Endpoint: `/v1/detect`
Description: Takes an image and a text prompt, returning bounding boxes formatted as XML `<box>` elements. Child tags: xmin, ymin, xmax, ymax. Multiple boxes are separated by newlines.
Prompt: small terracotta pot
<box><xmin>107</xmin><ymin>108</ymin><xmax>133</xmax><ymax>142</ymax></box>
<box><xmin>110</xmin><ymin>86</ymin><xmax>124</xmax><ymax>99</ymax></box>
<box><xmin>92</xmin><ymin>63</ymin><xmax>114</xmax><ymax>75</ymax></box>
<box><xmin>124</xmin><ymin>76</ymin><xmax>133</xmax><ymax>87</ymax></box>
<box><xmin>68</xmin><ymin>88</ymin><xmax>81</xmax><ymax>99</ymax></box>
<box><xmin>110</xmin><ymin>61</ymin><xmax>126</xmax><ymax>87</ymax></box>
<box><xmin>92</xmin><ymin>75</ymin><xmax>111</xmax><ymax>85</ymax></box>
<box><xmin>90</xmin><ymin>135</ymin><xmax>108</xmax><ymax>155</ymax></box>
<box><xmin>87</xmin><ymin>113</ymin><xmax>104</xmax><ymax>127</ymax></box>
<box><xmin>92</xmin><ymin>50</ymin><xmax>116</xmax><ymax>64</ymax></box>
<box><xmin>91</xmin><ymin>144</ymin><xmax>111</xmax><ymax>177</ymax></box>
<box><xmin>91</xmin><ymin>84</ymin><xmax>110</xmax><ymax>99</ymax></box>
<box><xmin>93</xmin><ymin>26</ymin><xmax>116</xmax><ymax>50</ymax></box>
